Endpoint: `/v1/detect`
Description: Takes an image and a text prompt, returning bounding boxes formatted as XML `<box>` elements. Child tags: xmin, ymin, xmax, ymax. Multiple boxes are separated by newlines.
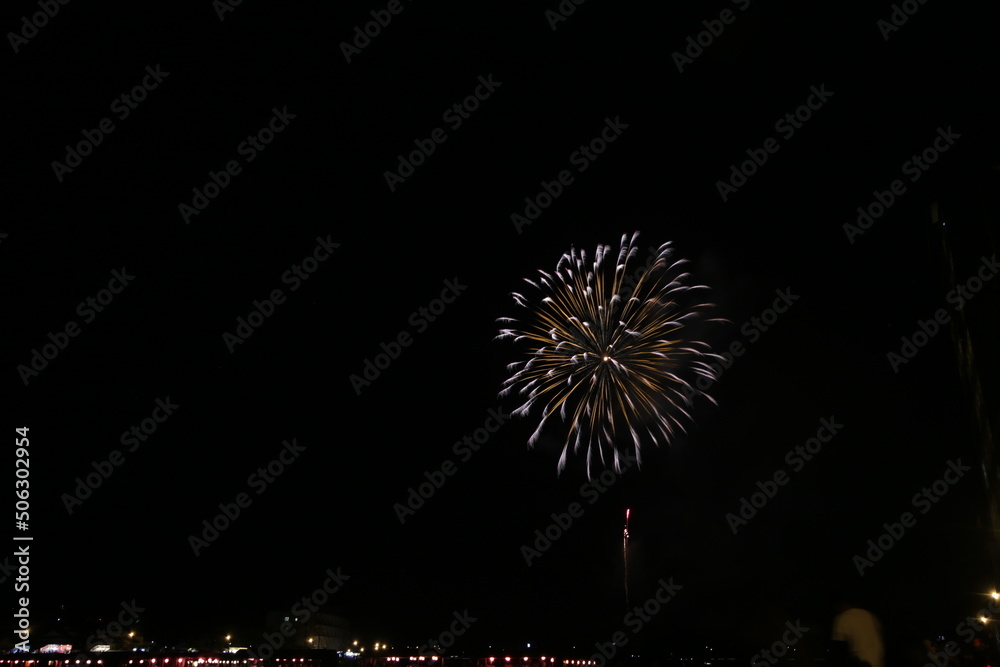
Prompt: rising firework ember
<box><xmin>497</xmin><ymin>232</ymin><xmax>723</xmax><ymax>478</ymax></box>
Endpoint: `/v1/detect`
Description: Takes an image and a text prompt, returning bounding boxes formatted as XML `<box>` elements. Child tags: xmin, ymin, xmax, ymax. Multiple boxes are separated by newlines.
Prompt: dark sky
<box><xmin>5</xmin><ymin>0</ymin><xmax>1000</xmax><ymax>662</ymax></box>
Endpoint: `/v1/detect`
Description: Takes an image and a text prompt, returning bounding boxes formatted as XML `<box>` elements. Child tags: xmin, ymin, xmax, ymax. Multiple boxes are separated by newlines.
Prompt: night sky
<box><xmin>5</xmin><ymin>0</ymin><xmax>1000</xmax><ymax>662</ymax></box>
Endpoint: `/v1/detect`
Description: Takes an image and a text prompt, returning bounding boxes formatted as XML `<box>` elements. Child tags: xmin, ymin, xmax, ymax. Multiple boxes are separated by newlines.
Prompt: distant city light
<box><xmin>39</xmin><ymin>646</ymin><xmax>72</xmax><ymax>654</ymax></box>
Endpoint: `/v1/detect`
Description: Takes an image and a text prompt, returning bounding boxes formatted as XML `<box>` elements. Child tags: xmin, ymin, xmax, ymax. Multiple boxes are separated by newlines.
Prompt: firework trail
<box><xmin>624</xmin><ymin>507</ymin><xmax>630</xmax><ymax>610</ymax></box>
<box><xmin>497</xmin><ymin>232</ymin><xmax>723</xmax><ymax>478</ymax></box>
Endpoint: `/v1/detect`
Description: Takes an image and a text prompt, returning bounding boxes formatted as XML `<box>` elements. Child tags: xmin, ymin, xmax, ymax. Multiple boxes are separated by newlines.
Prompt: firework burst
<box><xmin>497</xmin><ymin>232</ymin><xmax>723</xmax><ymax>478</ymax></box>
